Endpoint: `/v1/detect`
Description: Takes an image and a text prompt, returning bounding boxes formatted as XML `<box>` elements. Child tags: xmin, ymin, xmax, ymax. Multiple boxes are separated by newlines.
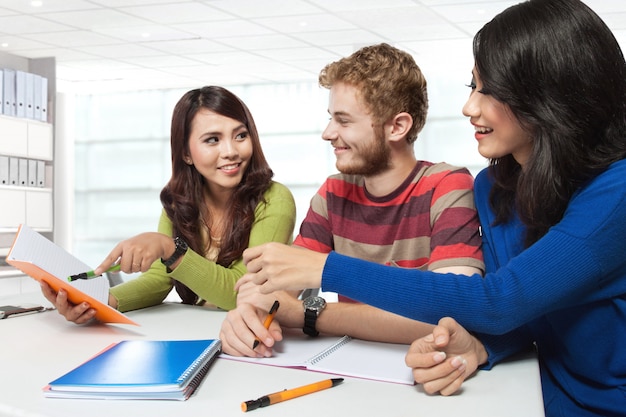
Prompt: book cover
<box><xmin>45</xmin><ymin>339</ymin><xmax>222</xmax><ymax>401</ymax></box>
<box><xmin>6</xmin><ymin>224</ymin><xmax>137</xmax><ymax>325</ymax></box>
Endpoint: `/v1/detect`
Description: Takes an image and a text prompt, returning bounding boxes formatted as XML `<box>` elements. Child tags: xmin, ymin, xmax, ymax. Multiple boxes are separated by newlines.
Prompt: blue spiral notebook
<box><xmin>44</xmin><ymin>339</ymin><xmax>222</xmax><ymax>401</ymax></box>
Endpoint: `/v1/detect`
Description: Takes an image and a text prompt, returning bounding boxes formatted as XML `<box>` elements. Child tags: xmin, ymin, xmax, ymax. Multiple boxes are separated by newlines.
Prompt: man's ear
<box><xmin>386</xmin><ymin>112</ymin><xmax>413</xmax><ymax>143</ymax></box>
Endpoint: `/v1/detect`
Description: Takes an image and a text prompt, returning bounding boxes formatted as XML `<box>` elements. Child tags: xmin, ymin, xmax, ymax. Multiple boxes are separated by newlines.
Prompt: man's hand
<box><xmin>219</xmin><ymin>303</ymin><xmax>283</xmax><ymax>357</ymax></box>
<box><xmin>405</xmin><ymin>317</ymin><xmax>488</xmax><ymax>396</ymax></box>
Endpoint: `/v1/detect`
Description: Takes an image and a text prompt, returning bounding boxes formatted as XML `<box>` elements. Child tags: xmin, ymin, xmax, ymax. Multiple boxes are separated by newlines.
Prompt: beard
<box><xmin>336</xmin><ymin>128</ymin><xmax>390</xmax><ymax>176</ymax></box>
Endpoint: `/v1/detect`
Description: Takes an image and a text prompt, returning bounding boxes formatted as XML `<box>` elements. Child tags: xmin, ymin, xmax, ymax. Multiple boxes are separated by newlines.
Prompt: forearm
<box><xmin>318</xmin><ymin>303</ymin><xmax>434</xmax><ymax>343</ymax></box>
<box><xmin>171</xmin><ymin>250</ymin><xmax>245</xmax><ymax>310</ymax></box>
<box><xmin>109</xmin><ymin>263</ymin><xmax>173</xmax><ymax>312</ymax></box>
<box><xmin>275</xmin><ymin>295</ymin><xmax>434</xmax><ymax>344</ymax></box>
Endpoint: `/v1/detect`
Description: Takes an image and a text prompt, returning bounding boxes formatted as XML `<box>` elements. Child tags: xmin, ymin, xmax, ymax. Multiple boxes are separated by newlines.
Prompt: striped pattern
<box><xmin>294</xmin><ymin>161</ymin><xmax>484</xmax><ymax>272</ymax></box>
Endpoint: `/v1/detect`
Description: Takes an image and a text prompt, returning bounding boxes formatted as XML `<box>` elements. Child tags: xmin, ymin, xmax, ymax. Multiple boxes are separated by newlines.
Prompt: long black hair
<box><xmin>475</xmin><ymin>0</ymin><xmax>626</xmax><ymax>246</ymax></box>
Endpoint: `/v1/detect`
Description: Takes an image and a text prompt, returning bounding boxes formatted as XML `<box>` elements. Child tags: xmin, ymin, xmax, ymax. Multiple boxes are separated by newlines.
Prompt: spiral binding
<box><xmin>177</xmin><ymin>341</ymin><xmax>222</xmax><ymax>384</ymax></box>
<box><xmin>307</xmin><ymin>335</ymin><xmax>352</xmax><ymax>365</ymax></box>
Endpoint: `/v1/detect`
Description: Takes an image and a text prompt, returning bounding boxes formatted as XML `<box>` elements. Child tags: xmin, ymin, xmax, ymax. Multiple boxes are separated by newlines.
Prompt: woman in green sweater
<box><xmin>42</xmin><ymin>86</ymin><xmax>296</xmax><ymax>323</ymax></box>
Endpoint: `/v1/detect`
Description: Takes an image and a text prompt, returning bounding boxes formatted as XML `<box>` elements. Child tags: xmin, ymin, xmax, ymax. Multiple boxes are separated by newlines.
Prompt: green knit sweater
<box><xmin>110</xmin><ymin>181</ymin><xmax>296</xmax><ymax>312</ymax></box>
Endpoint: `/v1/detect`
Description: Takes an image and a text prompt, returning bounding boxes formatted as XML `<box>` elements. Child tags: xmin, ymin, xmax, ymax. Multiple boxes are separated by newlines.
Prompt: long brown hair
<box><xmin>160</xmin><ymin>86</ymin><xmax>274</xmax><ymax>303</ymax></box>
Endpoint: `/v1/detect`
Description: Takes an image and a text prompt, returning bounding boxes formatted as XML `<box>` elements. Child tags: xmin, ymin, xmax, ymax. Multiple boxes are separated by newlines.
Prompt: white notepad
<box><xmin>221</xmin><ymin>329</ymin><xmax>414</xmax><ymax>385</ymax></box>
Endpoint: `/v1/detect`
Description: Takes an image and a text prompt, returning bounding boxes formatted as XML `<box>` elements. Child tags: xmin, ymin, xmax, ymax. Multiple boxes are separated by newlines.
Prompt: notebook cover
<box><xmin>6</xmin><ymin>224</ymin><xmax>137</xmax><ymax>325</ymax></box>
<box><xmin>48</xmin><ymin>339</ymin><xmax>222</xmax><ymax>392</ymax></box>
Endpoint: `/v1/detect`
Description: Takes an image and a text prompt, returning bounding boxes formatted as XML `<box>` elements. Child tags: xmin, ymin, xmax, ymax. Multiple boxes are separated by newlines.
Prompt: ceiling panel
<box><xmin>0</xmin><ymin>0</ymin><xmax>621</xmax><ymax>93</ymax></box>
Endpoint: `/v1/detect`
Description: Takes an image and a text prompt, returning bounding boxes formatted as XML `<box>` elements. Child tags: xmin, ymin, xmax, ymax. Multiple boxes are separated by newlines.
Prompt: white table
<box><xmin>0</xmin><ymin>293</ymin><xmax>544</xmax><ymax>417</ymax></box>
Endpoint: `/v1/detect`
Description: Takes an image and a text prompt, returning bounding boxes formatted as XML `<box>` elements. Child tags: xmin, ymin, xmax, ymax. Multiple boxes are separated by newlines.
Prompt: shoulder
<box><xmin>415</xmin><ymin>161</ymin><xmax>475</xmax><ymax>192</ymax></box>
<box><xmin>264</xmin><ymin>181</ymin><xmax>292</xmax><ymax>196</ymax></box>
<box><xmin>474</xmin><ymin>167</ymin><xmax>493</xmax><ymax>196</ymax></box>
<box><xmin>318</xmin><ymin>173</ymin><xmax>363</xmax><ymax>194</ymax></box>
<box><xmin>263</xmin><ymin>181</ymin><xmax>295</xmax><ymax>205</ymax></box>
<box><xmin>569</xmin><ymin>160</ymin><xmax>626</xmax><ymax>215</ymax></box>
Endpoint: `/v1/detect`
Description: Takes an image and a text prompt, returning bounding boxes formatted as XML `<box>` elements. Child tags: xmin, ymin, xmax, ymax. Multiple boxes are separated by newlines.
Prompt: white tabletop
<box><xmin>0</xmin><ymin>293</ymin><xmax>545</xmax><ymax>417</ymax></box>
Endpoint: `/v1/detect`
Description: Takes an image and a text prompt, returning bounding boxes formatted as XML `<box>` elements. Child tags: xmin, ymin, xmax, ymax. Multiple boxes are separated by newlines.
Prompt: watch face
<box><xmin>304</xmin><ymin>296</ymin><xmax>326</xmax><ymax>310</ymax></box>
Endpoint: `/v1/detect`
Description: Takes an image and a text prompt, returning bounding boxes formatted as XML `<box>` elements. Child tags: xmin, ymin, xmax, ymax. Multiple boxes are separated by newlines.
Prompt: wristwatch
<box><xmin>161</xmin><ymin>236</ymin><xmax>188</xmax><ymax>271</ymax></box>
<box><xmin>303</xmin><ymin>296</ymin><xmax>327</xmax><ymax>337</ymax></box>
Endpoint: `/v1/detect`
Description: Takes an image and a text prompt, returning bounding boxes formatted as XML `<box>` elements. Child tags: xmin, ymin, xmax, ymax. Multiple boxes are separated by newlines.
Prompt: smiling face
<box><xmin>186</xmin><ymin>108</ymin><xmax>253</xmax><ymax>198</ymax></box>
<box><xmin>321</xmin><ymin>82</ymin><xmax>390</xmax><ymax>176</ymax></box>
<box><xmin>462</xmin><ymin>68</ymin><xmax>533</xmax><ymax>168</ymax></box>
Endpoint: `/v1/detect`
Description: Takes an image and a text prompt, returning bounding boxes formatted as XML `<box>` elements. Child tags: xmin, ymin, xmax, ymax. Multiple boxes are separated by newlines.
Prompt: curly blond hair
<box><xmin>319</xmin><ymin>43</ymin><xmax>428</xmax><ymax>144</ymax></box>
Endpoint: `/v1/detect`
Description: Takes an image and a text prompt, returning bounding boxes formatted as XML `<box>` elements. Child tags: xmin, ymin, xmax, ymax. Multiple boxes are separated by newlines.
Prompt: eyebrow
<box><xmin>200</xmin><ymin>123</ymin><xmax>247</xmax><ymax>137</ymax></box>
<box><xmin>328</xmin><ymin>110</ymin><xmax>351</xmax><ymax>118</ymax></box>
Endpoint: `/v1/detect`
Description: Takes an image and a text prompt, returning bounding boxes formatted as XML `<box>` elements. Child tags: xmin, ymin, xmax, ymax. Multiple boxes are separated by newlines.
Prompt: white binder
<box><xmin>25</xmin><ymin>72</ymin><xmax>35</xmax><ymax>119</ymax></box>
<box><xmin>15</xmin><ymin>70</ymin><xmax>26</xmax><ymax>118</ymax></box>
<box><xmin>3</xmin><ymin>68</ymin><xmax>16</xmax><ymax>117</ymax></box>
<box><xmin>28</xmin><ymin>158</ymin><xmax>37</xmax><ymax>187</ymax></box>
<box><xmin>33</xmin><ymin>74</ymin><xmax>42</xmax><ymax>121</ymax></box>
<box><xmin>40</xmin><ymin>76</ymin><xmax>48</xmax><ymax>122</ymax></box>
<box><xmin>37</xmin><ymin>159</ymin><xmax>45</xmax><ymax>187</ymax></box>
<box><xmin>18</xmin><ymin>157</ymin><xmax>28</xmax><ymax>186</ymax></box>
<box><xmin>8</xmin><ymin>156</ymin><xmax>19</xmax><ymax>185</ymax></box>
<box><xmin>0</xmin><ymin>155</ymin><xmax>9</xmax><ymax>185</ymax></box>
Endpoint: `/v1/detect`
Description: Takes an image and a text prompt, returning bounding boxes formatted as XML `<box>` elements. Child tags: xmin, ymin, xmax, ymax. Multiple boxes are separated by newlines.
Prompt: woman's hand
<box><xmin>40</xmin><ymin>281</ymin><xmax>97</xmax><ymax>324</ymax></box>
<box><xmin>93</xmin><ymin>232</ymin><xmax>176</xmax><ymax>276</ymax></box>
<box><xmin>405</xmin><ymin>317</ymin><xmax>488</xmax><ymax>396</ymax></box>
<box><xmin>241</xmin><ymin>243</ymin><xmax>328</xmax><ymax>293</ymax></box>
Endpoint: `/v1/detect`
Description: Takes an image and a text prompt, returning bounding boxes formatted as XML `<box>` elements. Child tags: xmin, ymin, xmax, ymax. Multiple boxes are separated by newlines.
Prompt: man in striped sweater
<box><xmin>220</xmin><ymin>43</ymin><xmax>484</xmax><ymax>357</ymax></box>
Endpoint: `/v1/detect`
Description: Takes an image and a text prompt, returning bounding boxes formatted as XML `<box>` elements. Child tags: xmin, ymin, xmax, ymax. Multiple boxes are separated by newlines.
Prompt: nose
<box><xmin>221</xmin><ymin>138</ymin><xmax>239</xmax><ymax>159</ymax></box>
<box><xmin>322</xmin><ymin>120</ymin><xmax>337</xmax><ymax>142</ymax></box>
<box><xmin>462</xmin><ymin>92</ymin><xmax>479</xmax><ymax>119</ymax></box>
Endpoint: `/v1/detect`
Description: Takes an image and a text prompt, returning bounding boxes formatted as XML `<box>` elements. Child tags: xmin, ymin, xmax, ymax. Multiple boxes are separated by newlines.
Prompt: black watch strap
<box><xmin>161</xmin><ymin>236</ymin><xmax>188</xmax><ymax>270</ymax></box>
<box><xmin>303</xmin><ymin>308</ymin><xmax>320</xmax><ymax>337</ymax></box>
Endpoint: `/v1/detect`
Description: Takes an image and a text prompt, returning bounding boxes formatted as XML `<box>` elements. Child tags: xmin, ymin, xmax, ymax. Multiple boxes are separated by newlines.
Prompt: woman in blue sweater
<box><xmin>239</xmin><ymin>0</ymin><xmax>626</xmax><ymax>415</ymax></box>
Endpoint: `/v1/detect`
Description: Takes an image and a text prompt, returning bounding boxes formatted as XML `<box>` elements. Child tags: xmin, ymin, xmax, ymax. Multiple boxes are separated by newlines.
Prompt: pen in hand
<box><xmin>252</xmin><ymin>300</ymin><xmax>279</xmax><ymax>349</ymax></box>
<box><xmin>242</xmin><ymin>378</ymin><xmax>344</xmax><ymax>412</ymax></box>
<box><xmin>67</xmin><ymin>264</ymin><xmax>121</xmax><ymax>282</ymax></box>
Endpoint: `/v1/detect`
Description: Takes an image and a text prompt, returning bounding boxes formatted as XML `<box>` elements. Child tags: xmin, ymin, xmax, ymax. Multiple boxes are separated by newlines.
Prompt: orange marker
<box><xmin>241</xmin><ymin>378</ymin><xmax>344</xmax><ymax>412</ymax></box>
<box><xmin>252</xmin><ymin>300</ymin><xmax>279</xmax><ymax>349</ymax></box>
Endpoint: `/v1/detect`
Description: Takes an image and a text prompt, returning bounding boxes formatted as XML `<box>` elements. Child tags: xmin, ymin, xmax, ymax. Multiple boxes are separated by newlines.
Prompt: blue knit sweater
<box><xmin>321</xmin><ymin>160</ymin><xmax>626</xmax><ymax>417</ymax></box>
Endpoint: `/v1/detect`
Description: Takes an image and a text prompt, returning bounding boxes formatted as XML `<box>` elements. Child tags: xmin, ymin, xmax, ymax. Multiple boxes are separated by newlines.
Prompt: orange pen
<box><xmin>252</xmin><ymin>300</ymin><xmax>279</xmax><ymax>349</ymax></box>
<box><xmin>241</xmin><ymin>378</ymin><xmax>344</xmax><ymax>412</ymax></box>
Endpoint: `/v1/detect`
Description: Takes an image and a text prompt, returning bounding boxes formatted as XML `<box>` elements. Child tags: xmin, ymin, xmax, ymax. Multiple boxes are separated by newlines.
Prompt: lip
<box><xmin>470</xmin><ymin>122</ymin><xmax>493</xmax><ymax>141</ymax></box>
<box><xmin>219</xmin><ymin>162</ymin><xmax>242</xmax><ymax>174</ymax></box>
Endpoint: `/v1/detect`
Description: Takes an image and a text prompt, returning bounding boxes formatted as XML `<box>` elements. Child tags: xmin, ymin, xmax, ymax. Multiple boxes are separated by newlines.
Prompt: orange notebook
<box><xmin>6</xmin><ymin>224</ymin><xmax>138</xmax><ymax>326</ymax></box>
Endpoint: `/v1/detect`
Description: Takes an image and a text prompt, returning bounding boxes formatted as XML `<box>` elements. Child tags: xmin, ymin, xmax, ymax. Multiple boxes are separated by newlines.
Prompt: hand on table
<box><xmin>405</xmin><ymin>317</ymin><xmax>488</xmax><ymax>396</ymax></box>
<box><xmin>219</xmin><ymin>303</ymin><xmax>283</xmax><ymax>358</ymax></box>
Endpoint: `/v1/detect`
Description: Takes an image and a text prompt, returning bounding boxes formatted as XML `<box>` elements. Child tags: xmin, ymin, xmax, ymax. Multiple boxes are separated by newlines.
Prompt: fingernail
<box><xmin>451</xmin><ymin>356</ymin><xmax>467</xmax><ymax>370</ymax></box>
<box><xmin>435</xmin><ymin>335</ymin><xmax>446</xmax><ymax>345</ymax></box>
<box><xmin>423</xmin><ymin>334</ymin><xmax>434</xmax><ymax>342</ymax></box>
<box><xmin>433</xmin><ymin>351</ymin><xmax>446</xmax><ymax>363</ymax></box>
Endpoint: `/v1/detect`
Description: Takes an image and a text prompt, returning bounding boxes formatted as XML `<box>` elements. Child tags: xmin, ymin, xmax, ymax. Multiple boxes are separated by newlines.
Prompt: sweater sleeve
<box><xmin>111</xmin><ymin>182</ymin><xmax>296</xmax><ymax>312</ymax></box>
<box><xmin>321</xmin><ymin>164</ymin><xmax>626</xmax><ymax>334</ymax></box>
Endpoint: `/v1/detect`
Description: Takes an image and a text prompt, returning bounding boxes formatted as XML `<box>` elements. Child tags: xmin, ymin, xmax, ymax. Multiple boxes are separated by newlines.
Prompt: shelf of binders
<box><xmin>0</xmin><ymin>115</ymin><xmax>53</xmax><ymax>232</ymax></box>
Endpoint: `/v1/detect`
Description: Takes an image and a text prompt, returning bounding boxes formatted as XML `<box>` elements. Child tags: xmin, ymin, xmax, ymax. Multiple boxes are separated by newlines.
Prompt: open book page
<box><xmin>6</xmin><ymin>224</ymin><xmax>137</xmax><ymax>325</ymax></box>
<box><xmin>220</xmin><ymin>329</ymin><xmax>414</xmax><ymax>385</ymax></box>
